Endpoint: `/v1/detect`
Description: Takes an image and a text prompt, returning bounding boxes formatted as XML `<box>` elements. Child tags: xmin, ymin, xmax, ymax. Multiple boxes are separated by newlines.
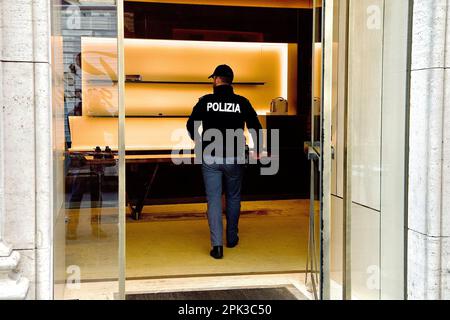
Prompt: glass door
<box><xmin>328</xmin><ymin>0</ymin><xmax>347</xmax><ymax>300</ymax></box>
<box><xmin>305</xmin><ymin>0</ymin><xmax>323</xmax><ymax>300</ymax></box>
<box><xmin>325</xmin><ymin>0</ymin><xmax>410</xmax><ymax>300</ymax></box>
<box><xmin>320</xmin><ymin>0</ymin><xmax>340</xmax><ymax>300</ymax></box>
<box><xmin>309</xmin><ymin>0</ymin><xmax>343</xmax><ymax>300</ymax></box>
<box><xmin>51</xmin><ymin>0</ymin><xmax>126</xmax><ymax>300</ymax></box>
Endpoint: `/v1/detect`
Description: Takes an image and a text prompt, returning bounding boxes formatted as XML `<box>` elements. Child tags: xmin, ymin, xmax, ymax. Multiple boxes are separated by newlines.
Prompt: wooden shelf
<box><xmin>87</xmin><ymin>79</ymin><xmax>266</xmax><ymax>86</ymax></box>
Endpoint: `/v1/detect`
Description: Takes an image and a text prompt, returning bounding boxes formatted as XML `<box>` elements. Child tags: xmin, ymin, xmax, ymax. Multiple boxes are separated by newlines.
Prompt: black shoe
<box><xmin>210</xmin><ymin>246</ymin><xmax>223</xmax><ymax>259</ymax></box>
<box><xmin>226</xmin><ymin>237</ymin><xmax>239</xmax><ymax>248</ymax></box>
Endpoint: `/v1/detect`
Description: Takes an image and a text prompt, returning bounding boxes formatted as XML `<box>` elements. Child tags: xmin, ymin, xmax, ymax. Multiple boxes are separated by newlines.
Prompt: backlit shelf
<box><xmin>87</xmin><ymin>79</ymin><xmax>266</xmax><ymax>85</ymax></box>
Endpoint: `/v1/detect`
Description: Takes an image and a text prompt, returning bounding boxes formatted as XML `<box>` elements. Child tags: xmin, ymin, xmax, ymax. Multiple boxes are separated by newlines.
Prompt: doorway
<box><xmin>120</xmin><ymin>0</ymin><xmax>316</xmax><ymax>299</ymax></box>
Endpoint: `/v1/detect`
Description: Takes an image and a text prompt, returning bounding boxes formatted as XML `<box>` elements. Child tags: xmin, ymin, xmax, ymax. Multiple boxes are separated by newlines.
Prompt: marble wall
<box><xmin>408</xmin><ymin>0</ymin><xmax>450</xmax><ymax>300</ymax></box>
<box><xmin>0</xmin><ymin>0</ymin><xmax>52</xmax><ymax>299</ymax></box>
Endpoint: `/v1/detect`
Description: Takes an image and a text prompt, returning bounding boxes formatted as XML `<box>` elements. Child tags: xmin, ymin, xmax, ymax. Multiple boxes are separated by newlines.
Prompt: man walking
<box><xmin>187</xmin><ymin>65</ymin><xmax>262</xmax><ymax>259</ymax></box>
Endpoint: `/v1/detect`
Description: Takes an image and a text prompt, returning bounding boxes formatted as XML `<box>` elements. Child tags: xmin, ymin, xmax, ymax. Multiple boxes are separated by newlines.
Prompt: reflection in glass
<box><xmin>51</xmin><ymin>0</ymin><xmax>119</xmax><ymax>300</ymax></box>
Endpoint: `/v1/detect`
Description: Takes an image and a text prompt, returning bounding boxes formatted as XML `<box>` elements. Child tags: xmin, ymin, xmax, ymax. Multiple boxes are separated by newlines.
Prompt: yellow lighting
<box><xmin>314</xmin><ymin>42</ymin><xmax>322</xmax><ymax>99</ymax></box>
<box><xmin>81</xmin><ymin>37</ymin><xmax>290</xmax><ymax>116</ymax></box>
<box><xmin>69</xmin><ymin>116</ymin><xmax>194</xmax><ymax>151</ymax></box>
<box><xmin>76</xmin><ymin>37</ymin><xmax>295</xmax><ymax>151</ymax></box>
<box><xmin>126</xmin><ymin>0</ymin><xmax>313</xmax><ymax>9</ymax></box>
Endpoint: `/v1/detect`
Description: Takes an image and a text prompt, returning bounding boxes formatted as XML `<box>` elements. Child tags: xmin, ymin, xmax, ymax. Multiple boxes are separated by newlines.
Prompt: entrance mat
<box><xmin>126</xmin><ymin>286</ymin><xmax>307</xmax><ymax>300</ymax></box>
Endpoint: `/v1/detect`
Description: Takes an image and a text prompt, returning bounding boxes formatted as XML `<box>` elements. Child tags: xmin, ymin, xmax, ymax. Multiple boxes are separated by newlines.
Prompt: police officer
<box><xmin>187</xmin><ymin>65</ymin><xmax>262</xmax><ymax>259</ymax></box>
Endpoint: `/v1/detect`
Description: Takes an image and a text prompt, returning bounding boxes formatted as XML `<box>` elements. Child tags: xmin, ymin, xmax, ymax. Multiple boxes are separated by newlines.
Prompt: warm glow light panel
<box><xmin>81</xmin><ymin>37</ymin><xmax>289</xmax><ymax>116</ymax></box>
<box><xmin>126</xmin><ymin>0</ymin><xmax>313</xmax><ymax>8</ymax></box>
<box><xmin>69</xmin><ymin>116</ymin><xmax>195</xmax><ymax>152</ymax></box>
<box><xmin>73</xmin><ymin>37</ymin><xmax>292</xmax><ymax>151</ymax></box>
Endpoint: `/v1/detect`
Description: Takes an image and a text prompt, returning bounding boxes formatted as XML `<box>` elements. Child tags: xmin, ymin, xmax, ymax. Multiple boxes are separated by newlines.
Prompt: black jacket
<box><xmin>187</xmin><ymin>85</ymin><xmax>262</xmax><ymax>158</ymax></box>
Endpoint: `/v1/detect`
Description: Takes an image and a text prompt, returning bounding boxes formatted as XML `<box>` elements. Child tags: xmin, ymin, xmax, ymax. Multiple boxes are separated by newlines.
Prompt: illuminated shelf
<box><xmin>87</xmin><ymin>79</ymin><xmax>266</xmax><ymax>85</ymax></box>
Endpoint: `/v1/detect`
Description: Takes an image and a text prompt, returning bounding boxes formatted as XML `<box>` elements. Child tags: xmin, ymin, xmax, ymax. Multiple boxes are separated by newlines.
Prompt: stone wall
<box><xmin>408</xmin><ymin>0</ymin><xmax>450</xmax><ymax>300</ymax></box>
<box><xmin>0</xmin><ymin>0</ymin><xmax>52</xmax><ymax>300</ymax></box>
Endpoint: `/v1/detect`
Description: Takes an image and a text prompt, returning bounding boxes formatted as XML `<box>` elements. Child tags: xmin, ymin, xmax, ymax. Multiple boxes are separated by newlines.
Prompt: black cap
<box><xmin>208</xmin><ymin>64</ymin><xmax>234</xmax><ymax>82</ymax></box>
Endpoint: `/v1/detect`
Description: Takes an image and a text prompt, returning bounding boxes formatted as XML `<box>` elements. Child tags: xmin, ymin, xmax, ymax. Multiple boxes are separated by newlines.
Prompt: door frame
<box><xmin>117</xmin><ymin>0</ymin><xmax>127</xmax><ymax>301</ymax></box>
<box><xmin>114</xmin><ymin>0</ymin><xmax>340</xmax><ymax>300</ymax></box>
<box><xmin>320</xmin><ymin>0</ymin><xmax>336</xmax><ymax>300</ymax></box>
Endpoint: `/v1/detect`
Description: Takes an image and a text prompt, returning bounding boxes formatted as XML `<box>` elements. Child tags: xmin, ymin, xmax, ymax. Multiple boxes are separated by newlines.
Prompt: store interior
<box><xmin>61</xmin><ymin>0</ymin><xmax>321</xmax><ymax>296</ymax></box>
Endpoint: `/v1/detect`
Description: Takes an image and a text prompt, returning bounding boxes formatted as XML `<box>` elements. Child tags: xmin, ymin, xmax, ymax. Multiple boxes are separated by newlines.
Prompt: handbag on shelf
<box><xmin>270</xmin><ymin>97</ymin><xmax>288</xmax><ymax>115</ymax></box>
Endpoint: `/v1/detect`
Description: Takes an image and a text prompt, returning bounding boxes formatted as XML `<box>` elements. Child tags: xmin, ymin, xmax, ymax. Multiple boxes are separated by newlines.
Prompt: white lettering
<box><xmin>206</xmin><ymin>102</ymin><xmax>241</xmax><ymax>113</ymax></box>
<box><xmin>367</xmin><ymin>5</ymin><xmax>381</xmax><ymax>30</ymax></box>
<box><xmin>66</xmin><ymin>265</ymin><xmax>81</xmax><ymax>289</ymax></box>
<box><xmin>178</xmin><ymin>304</ymin><xmax>213</xmax><ymax>318</ymax></box>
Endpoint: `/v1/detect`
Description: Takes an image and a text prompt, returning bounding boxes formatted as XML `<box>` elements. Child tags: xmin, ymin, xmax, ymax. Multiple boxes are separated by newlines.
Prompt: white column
<box><xmin>408</xmin><ymin>0</ymin><xmax>450</xmax><ymax>300</ymax></box>
<box><xmin>0</xmin><ymin>64</ymin><xmax>30</xmax><ymax>300</ymax></box>
<box><xmin>0</xmin><ymin>1</ymin><xmax>30</xmax><ymax>300</ymax></box>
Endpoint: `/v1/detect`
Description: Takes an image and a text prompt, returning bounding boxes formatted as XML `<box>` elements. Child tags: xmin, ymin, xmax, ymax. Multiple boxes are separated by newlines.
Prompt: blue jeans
<box><xmin>202</xmin><ymin>161</ymin><xmax>243</xmax><ymax>247</ymax></box>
